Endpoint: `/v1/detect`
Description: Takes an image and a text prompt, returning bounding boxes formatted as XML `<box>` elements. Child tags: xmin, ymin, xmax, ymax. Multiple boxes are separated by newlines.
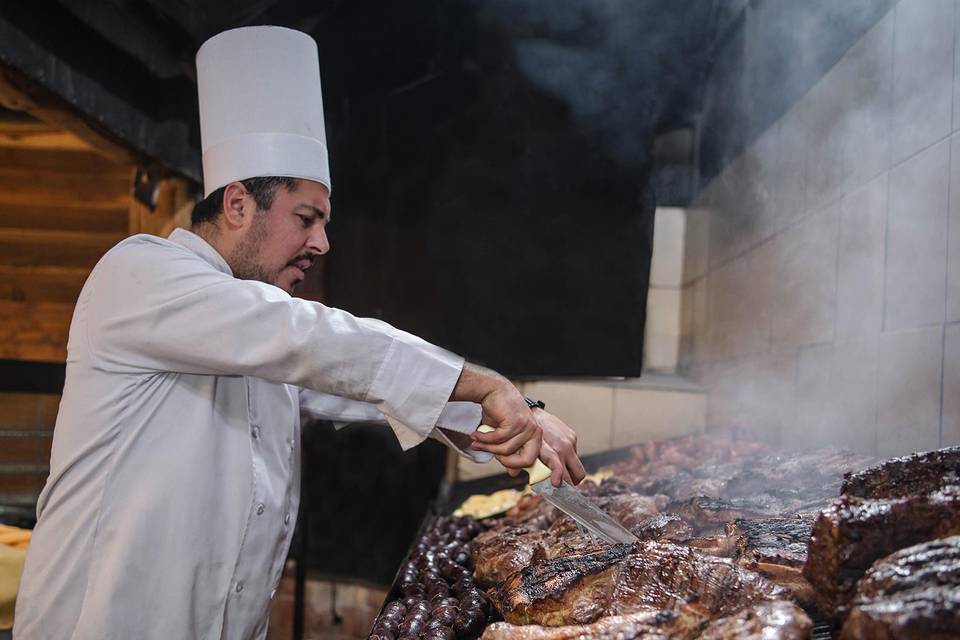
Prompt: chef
<box><xmin>13</xmin><ymin>26</ymin><xmax>584</xmax><ymax>640</ymax></box>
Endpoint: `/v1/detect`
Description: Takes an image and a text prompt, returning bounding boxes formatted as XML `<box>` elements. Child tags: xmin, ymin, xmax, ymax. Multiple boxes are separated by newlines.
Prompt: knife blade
<box><xmin>527</xmin><ymin>460</ymin><xmax>639</xmax><ymax>545</ymax></box>
<box><xmin>476</xmin><ymin>425</ymin><xmax>638</xmax><ymax>544</ymax></box>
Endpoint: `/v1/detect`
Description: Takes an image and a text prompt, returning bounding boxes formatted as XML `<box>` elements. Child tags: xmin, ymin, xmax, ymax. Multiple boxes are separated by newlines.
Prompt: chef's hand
<box><xmin>533</xmin><ymin>409</ymin><xmax>586</xmax><ymax>486</ymax></box>
<box><xmin>469</xmin><ymin>384</ymin><xmax>542</xmax><ymax>471</ymax></box>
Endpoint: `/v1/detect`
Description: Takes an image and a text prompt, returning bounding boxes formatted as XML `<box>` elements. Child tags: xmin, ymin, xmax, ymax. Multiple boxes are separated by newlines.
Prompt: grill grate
<box><xmin>811</xmin><ymin>620</ymin><xmax>834</xmax><ymax>639</ymax></box>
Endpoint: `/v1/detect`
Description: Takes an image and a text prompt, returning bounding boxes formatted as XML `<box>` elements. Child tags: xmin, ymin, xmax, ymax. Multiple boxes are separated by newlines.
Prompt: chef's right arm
<box><xmin>81</xmin><ymin>237</ymin><xmax>563</xmax><ymax>477</ymax></box>
<box><xmin>83</xmin><ymin>237</ymin><xmax>462</xmax><ymax>448</ymax></box>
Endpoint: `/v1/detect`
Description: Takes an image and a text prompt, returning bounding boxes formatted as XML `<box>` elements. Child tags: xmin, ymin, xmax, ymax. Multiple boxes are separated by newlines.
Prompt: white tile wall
<box><xmin>770</xmin><ymin>204</ymin><xmax>839</xmax><ymax>349</ymax></box>
<box><xmin>794</xmin><ymin>344</ymin><xmax>837</xmax><ymax>450</ymax></box>
<box><xmin>885</xmin><ymin>138</ymin><xmax>950</xmax><ymax>331</ymax></box>
<box><xmin>644</xmin><ymin>288</ymin><xmax>681</xmax><ymax>372</ymax></box>
<box><xmin>706</xmin><ymin>243</ymin><xmax>775</xmax><ymax>361</ymax></box>
<box><xmin>877</xmin><ymin>326</ymin><xmax>944</xmax><ymax>456</ymax></box>
<box><xmin>837</xmin><ymin>173</ymin><xmax>888</xmax><ymax>341</ymax></box>
<box><xmin>944</xmin><ymin>322</ymin><xmax>960</xmax><ymax>445</ymax></box>
<box><xmin>838</xmin><ymin>12</ymin><xmax>894</xmax><ymax>193</ymax></box>
<box><xmin>948</xmin><ymin>133</ymin><xmax>960</xmax><ymax>321</ymax></box>
<box><xmin>649</xmin><ymin>208</ymin><xmax>686</xmax><ymax>288</ymax></box>
<box><xmin>612</xmin><ymin>387</ymin><xmax>706</xmax><ymax>448</ymax></box>
<box><xmin>682</xmin><ymin>206</ymin><xmax>710</xmax><ymax>285</ymax></box>
<box><xmin>892</xmin><ymin>0</ymin><xmax>955</xmax><ymax>164</ymax></box>
<box><xmin>522</xmin><ymin>381</ymin><xmax>614</xmax><ymax>455</ymax></box>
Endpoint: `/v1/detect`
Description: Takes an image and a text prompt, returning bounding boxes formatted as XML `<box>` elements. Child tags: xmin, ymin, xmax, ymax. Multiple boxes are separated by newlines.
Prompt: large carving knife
<box><xmin>478</xmin><ymin>426</ymin><xmax>638</xmax><ymax>544</ymax></box>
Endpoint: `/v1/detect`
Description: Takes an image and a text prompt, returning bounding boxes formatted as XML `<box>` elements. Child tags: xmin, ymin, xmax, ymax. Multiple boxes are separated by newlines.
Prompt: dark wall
<box><xmin>319</xmin><ymin>3</ymin><xmax>652</xmax><ymax>377</ymax></box>
<box><xmin>298</xmin><ymin>420</ymin><xmax>448</xmax><ymax>585</ymax></box>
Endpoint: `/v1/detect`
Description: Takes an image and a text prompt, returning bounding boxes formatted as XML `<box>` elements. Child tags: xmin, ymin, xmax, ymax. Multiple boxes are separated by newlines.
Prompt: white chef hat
<box><xmin>196</xmin><ymin>26</ymin><xmax>331</xmax><ymax>198</ymax></box>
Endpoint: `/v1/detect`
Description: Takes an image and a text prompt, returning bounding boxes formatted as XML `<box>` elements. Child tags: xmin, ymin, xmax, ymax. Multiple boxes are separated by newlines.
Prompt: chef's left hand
<box><xmin>532</xmin><ymin>409</ymin><xmax>586</xmax><ymax>486</ymax></box>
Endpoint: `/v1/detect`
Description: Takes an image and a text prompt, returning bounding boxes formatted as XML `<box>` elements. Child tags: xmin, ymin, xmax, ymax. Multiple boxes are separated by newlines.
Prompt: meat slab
<box><xmin>839</xmin><ymin>535</ymin><xmax>960</xmax><ymax>640</ymax></box>
<box><xmin>803</xmin><ymin>486</ymin><xmax>960</xmax><ymax>620</ymax></box>
<box><xmin>490</xmin><ymin>542</ymin><xmax>784</xmax><ymax>626</ymax></box>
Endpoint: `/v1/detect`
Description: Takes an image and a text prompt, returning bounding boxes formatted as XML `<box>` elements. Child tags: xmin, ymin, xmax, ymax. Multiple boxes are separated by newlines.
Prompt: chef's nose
<box><xmin>307</xmin><ymin>225</ymin><xmax>329</xmax><ymax>255</ymax></box>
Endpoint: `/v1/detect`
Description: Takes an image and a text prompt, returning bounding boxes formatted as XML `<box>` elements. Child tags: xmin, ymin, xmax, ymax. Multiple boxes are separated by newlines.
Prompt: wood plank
<box><xmin>0</xmin><ymin>128</ymin><xmax>90</xmax><ymax>151</ymax></box>
<box><xmin>0</xmin><ymin>392</ymin><xmax>60</xmax><ymax>430</ymax></box>
<box><xmin>0</xmin><ymin>168</ymin><xmax>129</xmax><ymax>209</ymax></box>
<box><xmin>0</xmin><ymin>265</ymin><xmax>89</xmax><ymax>304</ymax></box>
<box><xmin>0</xmin><ymin>228</ymin><xmax>121</xmax><ymax>269</ymax></box>
<box><xmin>0</xmin><ymin>68</ymin><xmax>136</xmax><ymax>164</ymax></box>
<box><xmin>0</xmin><ymin>203</ymin><xmax>129</xmax><ymax>233</ymax></box>
<box><xmin>0</xmin><ymin>434</ymin><xmax>43</xmax><ymax>464</ymax></box>
<box><xmin>0</xmin><ymin>301</ymin><xmax>72</xmax><ymax>362</ymax></box>
<box><xmin>0</xmin><ymin>146</ymin><xmax>129</xmax><ymax>176</ymax></box>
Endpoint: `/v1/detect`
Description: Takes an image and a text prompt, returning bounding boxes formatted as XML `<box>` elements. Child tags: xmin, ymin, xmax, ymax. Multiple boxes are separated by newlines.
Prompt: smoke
<box><xmin>473</xmin><ymin>0</ymin><xmax>720</xmax><ymax>171</ymax></box>
<box><xmin>686</xmin><ymin>0</ymin><xmax>953</xmax><ymax>458</ymax></box>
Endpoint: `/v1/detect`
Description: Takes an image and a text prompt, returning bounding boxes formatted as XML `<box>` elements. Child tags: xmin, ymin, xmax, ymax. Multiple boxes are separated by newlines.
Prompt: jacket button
<box><xmin>235</xmin><ymin>581</ymin><xmax>244</xmax><ymax>593</ymax></box>
<box><xmin>284</xmin><ymin>513</ymin><xmax>291</xmax><ymax>525</ymax></box>
<box><xmin>251</xmin><ymin>425</ymin><xmax>261</xmax><ymax>439</ymax></box>
<box><xmin>256</xmin><ymin>503</ymin><xmax>265</xmax><ymax>516</ymax></box>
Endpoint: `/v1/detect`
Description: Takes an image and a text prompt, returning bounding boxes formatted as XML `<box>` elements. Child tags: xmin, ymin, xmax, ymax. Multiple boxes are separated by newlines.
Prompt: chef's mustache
<box><xmin>286</xmin><ymin>253</ymin><xmax>317</xmax><ymax>268</ymax></box>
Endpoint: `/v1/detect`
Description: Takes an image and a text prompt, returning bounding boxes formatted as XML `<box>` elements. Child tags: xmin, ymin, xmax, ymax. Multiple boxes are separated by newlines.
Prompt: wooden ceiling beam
<box><xmin>0</xmin><ymin>167</ymin><xmax>130</xmax><ymax>209</ymax></box>
<box><xmin>0</xmin><ymin>146</ymin><xmax>129</xmax><ymax>176</ymax></box>
<box><xmin>0</xmin><ymin>67</ymin><xmax>138</xmax><ymax>166</ymax></box>
<box><xmin>0</xmin><ymin>203</ymin><xmax>129</xmax><ymax>234</ymax></box>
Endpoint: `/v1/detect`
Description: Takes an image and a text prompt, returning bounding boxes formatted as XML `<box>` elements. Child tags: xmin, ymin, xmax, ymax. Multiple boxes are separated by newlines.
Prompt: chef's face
<box><xmin>230</xmin><ymin>179</ymin><xmax>331</xmax><ymax>294</ymax></box>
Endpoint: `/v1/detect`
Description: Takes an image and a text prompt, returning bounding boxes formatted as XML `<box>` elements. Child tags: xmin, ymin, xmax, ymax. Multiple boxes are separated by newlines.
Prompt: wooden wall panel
<box><xmin>0</xmin><ymin>301</ymin><xmax>73</xmax><ymax>361</ymax></box>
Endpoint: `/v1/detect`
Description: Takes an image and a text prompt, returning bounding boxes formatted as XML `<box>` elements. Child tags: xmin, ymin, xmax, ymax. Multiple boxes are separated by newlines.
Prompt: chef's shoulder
<box><xmin>88</xmin><ymin>233</ymin><xmax>228</xmax><ymax>291</ymax></box>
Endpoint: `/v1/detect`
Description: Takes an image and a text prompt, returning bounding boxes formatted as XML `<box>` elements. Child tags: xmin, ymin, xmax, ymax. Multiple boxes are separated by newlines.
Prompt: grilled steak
<box><xmin>667</xmin><ymin>496</ymin><xmax>771</xmax><ymax>532</ymax></box>
<box><xmin>480</xmin><ymin>605</ymin><xmax>709</xmax><ymax>640</ymax></box>
<box><xmin>838</xmin><ymin>535</ymin><xmax>960</xmax><ymax>639</ymax></box>
<box><xmin>803</xmin><ymin>487</ymin><xmax>960</xmax><ymax>620</ymax></box>
<box><xmin>472</xmin><ymin>526</ymin><xmax>546</xmax><ymax>588</ymax></box>
<box><xmin>732</xmin><ymin>515</ymin><xmax>816</xmax><ymax>605</ymax></box>
<box><xmin>841</xmin><ymin>446</ymin><xmax>960</xmax><ymax>499</ymax></box>
<box><xmin>696</xmin><ymin>600</ymin><xmax>813</xmax><ymax>640</ymax></box>
<box><xmin>490</xmin><ymin>542</ymin><xmax>784</xmax><ymax>626</ymax></box>
<box><xmin>839</xmin><ymin>587</ymin><xmax>960</xmax><ymax>640</ymax></box>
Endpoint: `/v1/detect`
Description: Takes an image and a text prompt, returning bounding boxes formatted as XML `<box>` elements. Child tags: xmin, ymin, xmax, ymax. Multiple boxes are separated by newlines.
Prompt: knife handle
<box><xmin>477</xmin><ymin>425</ymin><xmax>552</xmax><ymax>484</ymax></box>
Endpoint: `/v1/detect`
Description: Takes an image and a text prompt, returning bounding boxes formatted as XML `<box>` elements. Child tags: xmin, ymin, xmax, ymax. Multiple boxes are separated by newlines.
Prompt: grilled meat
<box><xmin>841</xmin><ymin>445</ymin><xmax>960</xmax><ymax>499</ymax></box>
<box><xmin>490</xmin><ymin>543</ymin><xmax>633</xmax><ymax>626</ymax></box>
<box><xmin>837</xmin><ymin>535</ymin><xmax>960</xmax><ymax>639</ymax></box>
<box><xmin>480</xmin><ymin>605</ymin><xmax>709</xmax><ymax>640</ymax></box>
<box><xmin>696</xmin><ymin>600</ymin><xmax>812</xmax><ymax>640</ymax></box>
<box><xmin>731</xmin><ymin>515</ymin><xmax>816</xmax><ymax>605</ymax></box>
<box><xmin>633</xmin><ymin>513</ymin><xmax>694</xmax><ymax>543</ymax></box>
<box><xmin>667</xmin><ymin>496</ymin><xmax>771</xmax><ymax>532</ymax></box>
<box><xmin>472</xmin><ymin>526</ymin><xmax>546</xmax><ymax>588</ymax></box>
<box><xmin>853</xmin><ymin>535</ymin><xmax>960</xmax><ymax>600</ymax></box>
<box><xmin>839</xmin><ymin>587</ymin><xmax>960</xmax><ymax>640</ymax></box>
<box><xmin>490</xmin><ymin>542</ymin><xmax>784</xmax><ymax>626</ymax></box>
<box><xmin>803</xmin><ymin>486</ymin><xmax>960</xmax><ymax>620</ymax></box>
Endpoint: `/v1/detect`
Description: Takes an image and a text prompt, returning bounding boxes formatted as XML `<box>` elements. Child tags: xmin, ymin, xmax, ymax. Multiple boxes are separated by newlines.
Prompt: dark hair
<box><xmin>191</xmin><ymin>176</ymin><xmax>298</xmax><ymax>226</ymax></box>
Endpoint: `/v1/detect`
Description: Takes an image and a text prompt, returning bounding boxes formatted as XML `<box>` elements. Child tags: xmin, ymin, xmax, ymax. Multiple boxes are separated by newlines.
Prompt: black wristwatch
<box><xmin>524</xmin><ymin>396</ymin><xmax>546</xmax><ymax>411</ymax></box>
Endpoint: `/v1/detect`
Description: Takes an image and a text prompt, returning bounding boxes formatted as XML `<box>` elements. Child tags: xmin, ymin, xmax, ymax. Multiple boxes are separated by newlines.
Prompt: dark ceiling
<box><xmin>0</xmin><ymin>0</ymin><xmax>731</xmax><ymax>187</ymax></box>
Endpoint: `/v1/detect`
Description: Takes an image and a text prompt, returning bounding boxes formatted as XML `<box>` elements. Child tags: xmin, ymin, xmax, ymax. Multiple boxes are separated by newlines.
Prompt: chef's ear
<box><xmin>221</xmin><ymin>181</ymin><xmax>250</xmax><ymax>230</ymax></box>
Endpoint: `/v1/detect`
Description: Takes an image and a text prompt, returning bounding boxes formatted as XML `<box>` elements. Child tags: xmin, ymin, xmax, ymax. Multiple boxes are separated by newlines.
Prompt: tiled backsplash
<box><xmin>682</xmin><ymin>0</ymin><xmax>960</xmax><ymax>456</ymax></box>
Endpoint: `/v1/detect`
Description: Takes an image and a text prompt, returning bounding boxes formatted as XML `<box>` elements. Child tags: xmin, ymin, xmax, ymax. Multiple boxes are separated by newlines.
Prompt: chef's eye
<box><xmin>297</xmin><ymin>215</ymin><xmax>312</xmax><ymax>227</ymax></box>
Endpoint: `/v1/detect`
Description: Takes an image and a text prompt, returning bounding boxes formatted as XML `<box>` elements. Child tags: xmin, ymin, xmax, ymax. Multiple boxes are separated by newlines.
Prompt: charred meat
<box><xmin>480</xmin><ymin>605</ymin><xmax>708</xmax><ymax>640</ymax></box>
<box><xmin>841</xmin><ymin>445</ymin><xmax>960</xmax><ymax>499</ymax></box>
<box><xmin>490</xmin><ymin>542</ymin><xmax>784</xmax><ymax>626</ymax></box>
<box><xmin>696</xmin><ymin>600</ymin><xmax>813</xmax><ymax>640</ymax></box>
<box><xmin>803</xmin><ymin>486</ymin><xmax>960</xmax><ymax>620</ymax></box>
<box><xmin>838</xmin><ymin>535</ymin><xmax>960</xmax><ymax>639</ymax></box>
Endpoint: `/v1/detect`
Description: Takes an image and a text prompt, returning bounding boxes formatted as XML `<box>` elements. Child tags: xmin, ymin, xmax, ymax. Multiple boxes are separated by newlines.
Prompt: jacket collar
<box><xmin>168</xmin><ymin>228</ymin><xmax>234</xmax><ymax>276</ymax></box>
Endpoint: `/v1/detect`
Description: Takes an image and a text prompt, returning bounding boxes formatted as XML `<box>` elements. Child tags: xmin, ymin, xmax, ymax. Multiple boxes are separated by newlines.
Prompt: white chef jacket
<box><xmin>13</xmin><ymin>229</ymin><xmax>489</xmax><ymax>640</ymax></box>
